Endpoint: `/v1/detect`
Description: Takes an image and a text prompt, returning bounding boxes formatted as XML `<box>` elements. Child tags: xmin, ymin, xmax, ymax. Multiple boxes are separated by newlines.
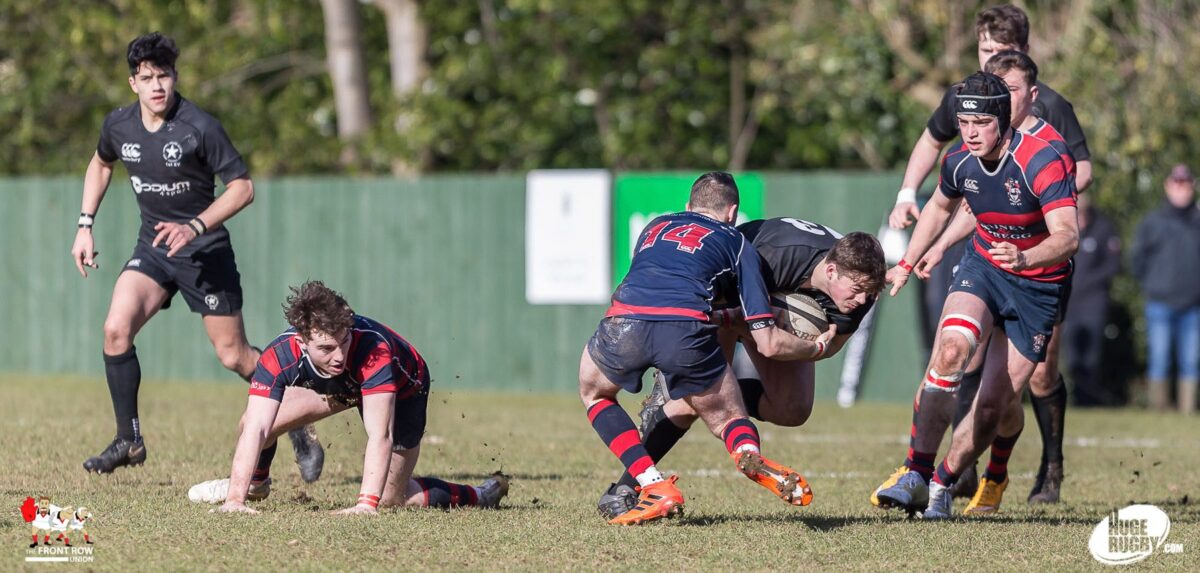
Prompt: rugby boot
<box><xmin>963</xmin><ymin>476</ymin><xmax>1008</xmax><ymax>516</ymax></box>
<box><xmin>733</xmin><ymin>451</ymin><xmax>813</xmax><ymax>506</ymax></box>
<box><xmin>187</xmin><ymin>478</ymin><xmax>272</xmax><ymax>504</ymax></box>
<box><xmin>597</xmin><ymin>482</ymin><xmax>638</xmax><ymax>520</ymax></box>
<box><xmin>608</xmin><ymin>475</ymin><xmax>684</xmax><ymax>525</ymax></box>
<box><xmin>83</xmin><ymin>436</ymin><xmax>147</xmax><ymax>474</ymax></box>
<box><xmin>476</xmin><ymin>472</ymin><xmax>511</xmax><ymax>508</ymax></box>
<box><xmin>639</xmin><ymin>370</ymin><xmax>670</xmax><ymax>436</ymax></box>
<box><xmin>921</xmin><ymin>481</ymin><xmax>953</xmax><ymax>520</ymax></box>
<box><xmin>875</xmin><ymin>469</ymin><xmax>929</xmax><ymax>512</ymax></box>
<box><xmin>1028</xmin><ymin>461</ymin><xmax>1063</xmax><ymax>504</ymax></box>
<box><xmin>871</xmin><ymin>466</ymin><xmax>908</xmax><ymax>507</ymax></box>
<box><xmin>288</xmin><ymin>424</ymin><xmax>325</xmax><ymax>483</ymax></box>
<box><xmin>948</xmin><ymin>463</ymin><xmax>978</xmax><ymax>499</ymax></box>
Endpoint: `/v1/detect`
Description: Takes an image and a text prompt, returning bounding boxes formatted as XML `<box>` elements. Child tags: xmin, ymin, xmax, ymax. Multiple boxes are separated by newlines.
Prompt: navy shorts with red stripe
<box><xmin>948</xmin><ymin>248</ymin><xmax>1070</xmax><ymax>363</ymax></box>
<box><xmin>586</xmin><ymin>316</ymin><xmax>726</xmax><ymax>400</ymax></box>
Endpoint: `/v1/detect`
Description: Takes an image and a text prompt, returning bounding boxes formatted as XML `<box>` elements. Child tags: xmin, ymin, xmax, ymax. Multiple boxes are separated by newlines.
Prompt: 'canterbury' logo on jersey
<box><xmin>130</xmin><ymin>176</ymin><xmax>190</xmax><ymax>196</ymax></box>
<box><xmin>963</xmin><ymin>178</ymin><xmax>979</xmax><ymax>192</ymax></box>
<box><xmin>121</xmin><ymin>143</ymin><xmax>141</xmax><ymax>162</ymax></box>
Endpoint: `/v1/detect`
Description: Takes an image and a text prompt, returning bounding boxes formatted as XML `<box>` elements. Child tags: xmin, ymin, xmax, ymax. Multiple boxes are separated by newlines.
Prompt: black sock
<box><xmin>738</xmin><ymin>378</ymin><xmax>766</xmax><ymax>420</ymax></box>
<box><xmin>1031</xmin><ymin>376</ymin><xmax>1067</xmax><ymax>466</ymax></box>
<box><xmin>252</xmin><ymin>441</ymin><xmax>278</xmax><ymax>482</ymax></box>
<box><xmin>615</xmin><ymin>410</ymin><xmax>689</xmax><ymax>490</ymax></box>
<box><xmin>952</xmin><ymin>369</ymin><xmax>982</xmax><ymax>429</ymax></box>
<box><xmin>104</xmin><ymin>347</ymin><xmax>141</xmax><ymax>441</ymax></box>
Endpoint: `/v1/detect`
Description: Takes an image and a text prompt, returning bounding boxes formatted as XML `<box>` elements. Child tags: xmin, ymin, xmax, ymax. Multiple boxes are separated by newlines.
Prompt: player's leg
<box><xmin>739</xmin><ymin>339</ymin><xmax>815</xmax><ymax>427</ymax></box>
<box><xmin>874</xmin><ymin>291</ymin><xmax>991</xmax><ymax>510</ymax></box>
<box><xmin>1027</xmin><ymin>322</ymin><xmax>1067</xmax><ymax>503</ymax></box>
<box><xmin>85</xmin><ymin>268</ymin><xmax>170</xmax><ymax>474</ymax></box>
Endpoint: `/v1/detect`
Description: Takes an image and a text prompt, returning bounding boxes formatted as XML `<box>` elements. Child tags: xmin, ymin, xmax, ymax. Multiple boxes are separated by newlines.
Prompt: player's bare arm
<box><xmin>153</xmin><ymin>176</ymin><xmax>255</xmax><ymax>257</ymax></box>
<box><xmin>889</xmin><ymin>129</ymin><xmax>951</xmax><ymax>229</ymax></box>
<box><xmin>718</xmin><ymin>307</ymin><xmax>843</xmax><ymax>362</ymax></box>
<box><xmin>915</xmin><ymin>203</ymin><xmax>976</xmax><ymax>279</ymax></box>
<box><xmin>333</xmin><ymin>391</ymin><xmax>395</xmax><ymax>515</ymax></box>
<box><xmin>72</xmin><ymin>152</ymin><xmax>115</xmax><ymax>277</ymax></box>
<box><xmin>888</xmin><ymin>189</ymin><xmax>960</xmax><ymax>296</ymax></box>
<box><xmin>218</xmin><ymin>395</ymin><xmax>280</xmax><ymax>514</ymax></box>
<box><xmin>1075</xmin><ymin>160</ymin><xmax>1093</xmax><ymax>193</ymax></box>
<box><xmin>989</xmin><ymin>206</ymin><xmax>1079</xmax><ymax>271</ymax></box>
<box><xmin>749</xmin><ymin>323</ymin><xmax>837</xmax><ymax>361</ymax></box>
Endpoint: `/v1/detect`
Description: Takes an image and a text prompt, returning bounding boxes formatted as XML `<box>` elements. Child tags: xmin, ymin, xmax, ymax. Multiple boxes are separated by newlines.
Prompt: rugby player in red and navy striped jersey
<box><xmin>195</xmin><ymin>281</ymin><xmax>508</xmax><ymax>514</ymax></box>
<box><xmin>580</xmin><ymin>172</ymin><xmax>831</xmax><ymax>525</ymax></box>
<box><xmin>880</xmin><ymin>72</ymin><xmax>1078</xmax><ymax>520</ymax></box>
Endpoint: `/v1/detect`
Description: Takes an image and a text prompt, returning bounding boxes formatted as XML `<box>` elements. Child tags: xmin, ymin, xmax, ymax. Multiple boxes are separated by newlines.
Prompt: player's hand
<box><xmin>914</xmin><ymin>245</ymin><xmax>944</xmax><ymax>279</ymax></box>
<box><xmin>888</xmin><ymin>201</ymin><xmax>920</xmax><ymax>229</ymax></box>
<box><xmin>71</xmin><ymin>229</ymin><xmax>100</xmax><ymax>278</ymax></box>
<box><xmin>885</xmin><ymin>265</ymin><xmax>911</xmax><ymax>297</ymax></box>
<box><xmin>152</xmin><ymin>221</ymin><xmax>198</xmax><ymax>258</ymax></box>
<box><xmin>332</xmin><ymin>504</ymin><xmax>378</xmax><ymax>516</ymax></box>
<box><xmin>988</xmin><ymin>241</ymin><xmax>1029</xmax><ymax>271</ymax></box>
<box><xmin>213</xmin><ymin>502</ymin><xmax>259</xmax><ymax>515</ymax></box>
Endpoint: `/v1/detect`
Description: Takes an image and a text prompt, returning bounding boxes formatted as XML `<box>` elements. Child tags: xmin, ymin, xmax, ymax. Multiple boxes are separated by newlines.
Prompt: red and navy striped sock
<box><xmin>722</xmin><ymin>417</ymin><xmax>761</xmax><ymax>454</ymax></box>
<box><xmin>252</xmin><ymin>441</ymin><xmax>277</xmax><ymax>483</ymax></box>
<box><xmin>932</xmin><ymin>459</ymin><xmax>959</xmax><ymax>488</ymax></box>
<box><xmin>413</xmin><ymin>477</ymin><xmax>480</xmax><ymax>508</ymax></box>
<box><xmin>587</xmin><ymin>399</ymin><xmax>660</xmax><ymax>486</ymax></box>
<box><xmin>903</xmin><ymin>399</ymin><xmax>936</xmax><ymax>481</ymax></box>
<box><xmin>983</xmin><ymin>431</ymin><xmax>1021</xmax><ymax>483</ymax></box>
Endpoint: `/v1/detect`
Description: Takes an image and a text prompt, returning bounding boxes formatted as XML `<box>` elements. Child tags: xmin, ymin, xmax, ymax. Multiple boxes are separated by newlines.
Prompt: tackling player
<box><xmin>195</xmin><ymin>281</ymin><xmax>509</xmax><ymax>514</ymax></box>
<box><xmin>580</xmin><ymin>173</ymin><xmax>833</xmax><ymax>525</ymax></box>
<box><xmin>71</xmin><ymin>33</ymin><xmax>323</xmax><ymax>479</ymax></box>
<box><xmin>880</xmin><ymin>72</ymin><xmax>1077</xmax><ymax>519</ymax></box>
<box><xmin>597</xmin><ymin>220</ymin><xmax>887</xmax><ymax>519</ymax></box>
<box><xmin>882</xmin><ymin>5</ymin><xmax>1088</xmax><ymax>504</ymax></box>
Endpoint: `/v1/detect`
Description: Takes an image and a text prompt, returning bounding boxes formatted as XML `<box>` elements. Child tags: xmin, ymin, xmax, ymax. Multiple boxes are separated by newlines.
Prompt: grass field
<box><xmin>3</xmin><ymin>374</ymin><xmax>1197</xmax><ymax>571</ymax></box>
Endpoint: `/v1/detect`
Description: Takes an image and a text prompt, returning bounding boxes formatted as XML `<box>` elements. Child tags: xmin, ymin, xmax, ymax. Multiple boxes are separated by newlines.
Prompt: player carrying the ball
<box><xmin>580</xmin><ymin>172</ymin><xmax>834</xmax><ymax>525</ymax></box>
<box><xmin>191</xmin><ymin>281</ymin><xmax>509</xmax><ymax>514</ymax></box>
<box><xmin>598</xmin><ymin>219</ymin><xmax>887</xmax><ymax>519</ymax></box>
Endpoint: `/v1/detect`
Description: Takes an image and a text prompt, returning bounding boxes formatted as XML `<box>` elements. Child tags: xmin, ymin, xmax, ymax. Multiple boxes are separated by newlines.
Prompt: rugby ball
<box><xmin>770</xmin><ymin>292</ymin><xmax>829</xmax><ymax>341</ymax></box>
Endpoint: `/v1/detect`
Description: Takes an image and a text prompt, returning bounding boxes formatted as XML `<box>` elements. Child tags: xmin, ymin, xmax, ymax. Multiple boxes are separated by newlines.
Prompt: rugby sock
<box><xmin>615</xmin><ymin>410</ymin><xmax>689</xmax><ymax>490</ymax></box>
<box><xmin>1031</xmin><ymin>377</ymin><xmax>1067</xmax><ymax>466</ymax></box>
<box><xmin>43</xmin><ymin>535</ymin><xmax>50</xmax><ymax>544</ymax></box>
<box><xmin>738</xmin><ymin>378</ymin><xmax>766</xmax><ymax>420</ymax></box>
<box><xmin>952</xmin><ymin>368</ymin><xmax>983</xmax><ymax>429</ymax></box>
<box><xmin>932</xmin><ymin>459</ymin><xmax>960</xmax><ymax>488</ymax></box>
<box><xmin>984</xmin><ymin>431</ymin><xmax>1021</xmax><ymax>483</ymax></box>
<box><xmin>902</xmin><ymin>397</ymin><xmax>936</xmax><ymax>481</ymax></box>
<box><xmin>412</xmin><ymin>477</ymin><xmax>480</xmax><ymax>508</ymax></box>
<box><xmin>721</xmin><ymin>417</ymin><xmax>761</xmax><ymax>454</ymax></box>
<box><xmin>252</xmin><ymin>441</ymin><xmax>278</xmax><ymax>482</ymax></box>
<box><xmin>104</xmin><ymin>347</ymin><xmax>142</xmax><ymax>441</ymax></box>
<box><xmin>84</xmin><ymin>534</ymin><xmax>92</xmax><ymax>544</ymax></box>
<box><xmin>587</xmin><ymin>399</ymin><xmax>663</xmax><ymax>487</ymax></box>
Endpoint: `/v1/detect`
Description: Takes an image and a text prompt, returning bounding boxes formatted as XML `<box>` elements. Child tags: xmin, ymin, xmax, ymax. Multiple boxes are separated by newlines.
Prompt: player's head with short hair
<box><xmin>284</xmin><ymin>281</ymin><xmax>354</xmax><ymax>341</ymax></box>
<box><xmin>826</xmin><ymin>232</ymin><xmax>887</xmax><ymax>293</ymax></box>
<box><xmin>687</xmin><ymin>171</ymin><xmax>740</xmax><ymax>223</ymax></box>
<box><xmin>985</xmin><ymin>50</ymin><xmax>1039</xmax><ymax>128</ymax></box>
<box><xmin>955</xmin><ymin>71</ymin><xmax>1012</xmax><ymax>157</ymax></box>
<box><xmin>975</xmin><ymin>5</ymin><xmax>1029</xmax><ymax>68</ymax></box>
<box><xmin>127</xmin><ymin>32</ymin><xmax>179</xmax><ymax>77</ymax></box>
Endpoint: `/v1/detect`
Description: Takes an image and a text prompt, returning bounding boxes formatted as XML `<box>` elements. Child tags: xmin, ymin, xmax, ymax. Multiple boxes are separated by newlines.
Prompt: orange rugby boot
<box><xmin>607</xmin><ymin>475</ymin><xmax>685</xmax><ymax>525</ymax></box>
<box><xmin>733</xmin><ymin>450</ymin><xmax>813</xmax><ymax>506</ymax></box>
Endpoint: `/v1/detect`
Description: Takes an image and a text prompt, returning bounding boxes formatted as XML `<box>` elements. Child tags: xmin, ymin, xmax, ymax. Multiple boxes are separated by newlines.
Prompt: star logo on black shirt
<box><xmin>163</xmin><ymin>141</ymin><xmax>183</xmax><ymax>166</ymax></box>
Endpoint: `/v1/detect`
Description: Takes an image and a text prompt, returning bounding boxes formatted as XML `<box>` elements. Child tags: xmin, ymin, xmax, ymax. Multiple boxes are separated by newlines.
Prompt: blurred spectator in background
<box><xmin>1063</xmin><ymin>193</ymin><xmax>1121</xmax><ymax>406</ymax></box>
<box><xmin>1132</xmin><ymin>164</ymin><xmax>1200</xmax><ymax>414</ymax></box>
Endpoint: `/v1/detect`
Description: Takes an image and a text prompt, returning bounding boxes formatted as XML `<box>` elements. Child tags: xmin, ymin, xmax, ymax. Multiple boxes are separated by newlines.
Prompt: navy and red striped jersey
<box><xmin>938</xmin><ymin>131</ymin><xmax>1077</xmax><ymax>282</ymax></box>
<box><xmin>608</xmin><ymin>211</ymin><xmax>775</xmax><ymax>329</ymax></box>
<box><xmin>249</xmin><ymin>315</ymin><xmax>427</xmax><ymax>403</ymax></box>
<box><xmin>1025</xmin><ymin>118</ymin><xmax>1076</xmax><ymax>181</ymax></box>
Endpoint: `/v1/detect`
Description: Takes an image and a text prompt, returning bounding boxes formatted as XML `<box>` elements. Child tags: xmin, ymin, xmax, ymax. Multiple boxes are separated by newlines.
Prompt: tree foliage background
<box><xmin>3</xmin><ymin>0</ymin><xmax>1199</xmax><ymax>371</ymax></box>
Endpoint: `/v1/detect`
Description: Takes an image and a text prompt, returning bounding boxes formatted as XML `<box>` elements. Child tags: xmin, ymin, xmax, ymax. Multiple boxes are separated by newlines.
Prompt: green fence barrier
<box><xmin>0</xmin><ymin>174</ymin><xmax>923</xmax><ymax>401</ymax></box>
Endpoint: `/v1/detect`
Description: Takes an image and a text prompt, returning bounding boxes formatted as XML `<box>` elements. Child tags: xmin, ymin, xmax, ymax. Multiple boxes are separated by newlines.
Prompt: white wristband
<box><xmin>78</xmin><ymin>213</ymin><xmax>95</xmax><ymax>228</ymax></box>
<box><xmin>895</xmin><ymin>187</ymin><xmax>917</xmax><ymax>205</ymax></box>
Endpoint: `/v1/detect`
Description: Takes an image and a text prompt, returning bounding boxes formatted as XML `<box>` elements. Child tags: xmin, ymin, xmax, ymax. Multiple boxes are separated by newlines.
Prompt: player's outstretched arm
<box><xmin>889</xmin><ymin>129</ymin><xmax>950</xmax><ymax>229</ymax></box>
<box><xmin>334</xmin><ymin>392</ymin><xmax>396</xmax><ymax>515</ymax></box>
<box><xmin>915</xmin><ymin>202</ymin><xmax>976</xmax><ymax>279</ymax></box>
<box><xmin>888</xmin><ymin>189</ymin><xmax>960</xmax><ymax>296</ymax></box>
<box><xmin>749</xmin><ymin>323</ymin><xmax>837</xmax><ymax>361</ymax></box>
<box><xmin>72</xmin><ymin>152</ymin><xmax>114</xmax><ymax>278</ymax></box>
<box><xmin>217</xmin><ymin>395</ymin><xmax>280</xmax><ymax>514</ymax></box>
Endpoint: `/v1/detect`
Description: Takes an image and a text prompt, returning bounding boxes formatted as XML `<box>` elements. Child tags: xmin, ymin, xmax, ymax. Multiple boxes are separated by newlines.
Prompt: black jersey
<box><xmin>96</xmin><ymin>95</ymin><xmax>248</xmax><ymax>255</ymax></box>
<box><xmin>736</xmin><ymin>218</ymin><xmax>875</xmax><ymax>335</ymax></box>
<box><xmin>926</xmin><ymin>81</ymin><xmax>1090</xmax><ymax>162</ymax></box>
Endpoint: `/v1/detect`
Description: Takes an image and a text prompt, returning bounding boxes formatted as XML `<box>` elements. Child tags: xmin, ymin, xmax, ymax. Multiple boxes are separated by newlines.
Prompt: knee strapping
<box><xmin>924</xmin><ymin>368</ymin><xmax>963</xmax><ymax>392</ymax></box>
<box><xmin>941</xmin><ymin>314</ymin><xmax>983</xmax><ymax>355</ymax></box>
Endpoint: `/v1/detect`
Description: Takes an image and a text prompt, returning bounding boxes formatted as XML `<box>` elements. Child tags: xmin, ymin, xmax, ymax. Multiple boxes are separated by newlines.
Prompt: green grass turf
<box><xmin>2</xmin><ymin>374</ymin><xmax>1197</xmax><ymax>571</ymax></box>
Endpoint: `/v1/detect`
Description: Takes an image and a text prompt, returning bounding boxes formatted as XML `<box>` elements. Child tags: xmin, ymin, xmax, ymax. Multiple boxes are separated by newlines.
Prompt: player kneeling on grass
<box><xmin>598</xmin><ymin>221</ymin><xmax>886</xmax><ymax>519</ymax></box>
<box><xmin>190</xmin><ymin>281</ymin><xmax>508</xmax><ymax>514</ymax></box>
